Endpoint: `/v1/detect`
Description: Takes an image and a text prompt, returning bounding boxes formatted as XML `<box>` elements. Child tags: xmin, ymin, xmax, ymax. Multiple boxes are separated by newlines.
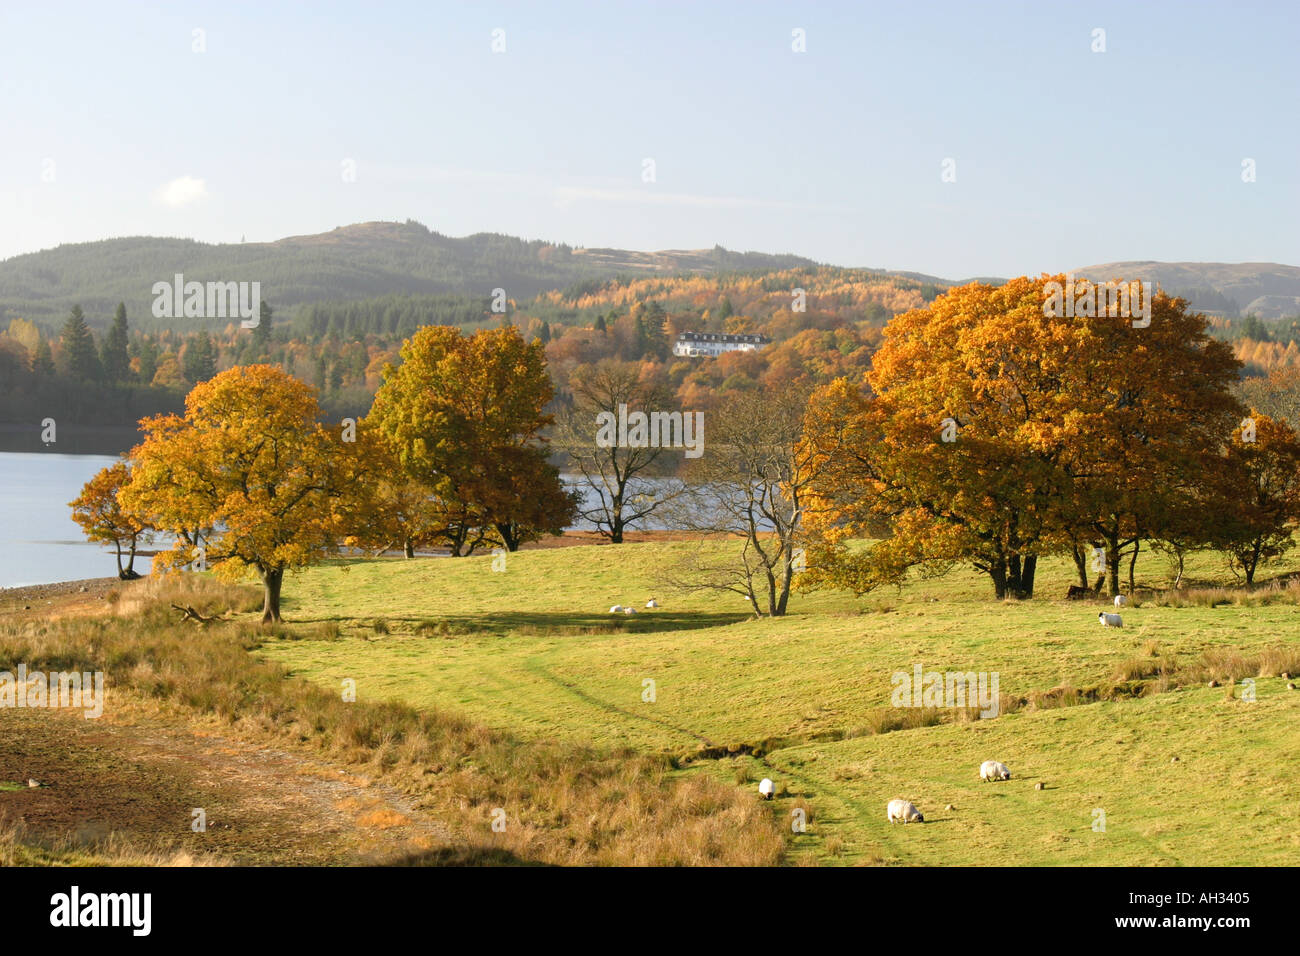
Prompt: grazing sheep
<box><xmin>609</xmin><ymin>605</ymin><xmax>624</xmax><ymax>614</ymax></box>
<box><xmin>1288</xmin><ymin>682</ymin><xmax>1296</xmax><ymax>691</ymax></box>
<box><xmin>1035</xmin><ymin>782</ymin><xmax>1045</xmax><ymax>791</ymax></box>
<box><xmin>944</xmin><ymin>803</ymin><xmax>955</xmax><ymax>811</ymax></box>
<box><xmin>1099</xmin><ymin>612</ymin><xmax>1123</xmax><ymax>628</ymax></box>
<box><xmin>645</xmin><ymin>598</ymin><xmax>659</xmax><ymax>608</ymax></box>
<box><xmin>979</xmin><ymin>760</ymin><xmax>1011</xmax><ymax>782</ymax></box>
<box><xmin>886</xmin><ymin>799</ymin><xmax>924</xmax><ymax>824</ymax></box>
<box><xmin>1114</xmin><ymin>594</ymin><xmax>1127</xmax><ymax>607</ymax></box>
<box><xmin>758</xmin><ymin>778</ymin><xmax>775</xmax><ymax>800</ymax></box>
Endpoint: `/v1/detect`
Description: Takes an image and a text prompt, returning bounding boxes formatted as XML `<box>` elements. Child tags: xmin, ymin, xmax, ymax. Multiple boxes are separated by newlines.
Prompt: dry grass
<box><xmin>0</xmin><ymin>577</ymin><xmax>784</xmax><ymax>866</ymax></box>
<box><xmin>0</xmin><ymin>822</ymin><xmax>223</xmax><ymax>867</ymax></box>
<box><xmin>1145</xmin><ymin>578</ymin><xmax>1300</xmax><ymax>608</ymax></box>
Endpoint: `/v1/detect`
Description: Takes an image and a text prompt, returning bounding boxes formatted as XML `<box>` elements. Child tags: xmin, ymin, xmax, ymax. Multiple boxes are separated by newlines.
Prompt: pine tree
<box><xmin>137</xmin><ymin>337</ymin><xmax>159</xmax><ymax>384</ymax></box>
<box><xmin>252</xmin><ymin>300</ymin><xmax>272</xmax><ymax>350</ymax></box>
<box><xmin>32</xmin><ymin>337</ymin><xmax>55</xmax><ymax>377</ymax></box>
<box><xmin>59</xmin><ymin>305</ymin><xmax>101</xmax><ymax>380</ymax></box>
<box><xmin>101</xmin><ymin>302</ymin><xmax>131</xmax><ymax>381</ymax></box>
<box><xmin>183</xmin><ymin>331</ymin><xmax>217</xmax><ymax>383</ymax></box>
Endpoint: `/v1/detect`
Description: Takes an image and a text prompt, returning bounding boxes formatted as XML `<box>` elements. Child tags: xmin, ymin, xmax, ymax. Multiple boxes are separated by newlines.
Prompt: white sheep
<box><xmin>1099</xmin><ymin>612</ymin><xmax>1123</xmax><ymax>628</ymax></box>
<box><xmin>645</xmin><ymin>598</ymin><xmax>659</xmax><ymax>608</ymax></box>
<box><xmin>1114</xmin><ymin>594</ymin><xmax>1127</xmax><ymax>607</ymax></box>
<box><xmin>886</xmin><ymin>799</ymin><xmax>924</xmax><ymax>824</ymax></box>
<box><xmin>623</xmin><ymin>606</ymin><xmax>638</xmax><ymax>615</ymax></box>
<box><xmin>609</xmin><ymin>605</ymin><xmax>624</xmax><ymax>614</ymax></box>
<box><xmin>979</xmin><ymin>760</ymin><xmax>1011</xmax><ymax>782</ymax></box>
<box><xmin>758</xmin><ymin>778</ymin><xmax>775</xmax><ymax>800</ymax></box>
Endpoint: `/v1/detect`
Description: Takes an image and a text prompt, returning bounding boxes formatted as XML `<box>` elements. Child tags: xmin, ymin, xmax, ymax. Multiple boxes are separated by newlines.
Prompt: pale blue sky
<box><xmin>1</xmin><ymin>0</ymin><xmax>1296</xmax><ymax>276</ymax></box>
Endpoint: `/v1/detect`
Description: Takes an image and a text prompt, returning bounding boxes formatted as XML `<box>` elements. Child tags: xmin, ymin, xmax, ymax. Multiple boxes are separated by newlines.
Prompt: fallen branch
<box><xmin>170</xmin><ymin>603</ymin><xmax>227</xmax><ymax>625</ymax></box>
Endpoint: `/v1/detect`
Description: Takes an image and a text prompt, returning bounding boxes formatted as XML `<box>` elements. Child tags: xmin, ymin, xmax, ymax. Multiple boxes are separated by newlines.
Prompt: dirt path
<box><xmin>0</xmin><ymin>696</ymin><xmax>453</xmax><ymax>865</ymax></box>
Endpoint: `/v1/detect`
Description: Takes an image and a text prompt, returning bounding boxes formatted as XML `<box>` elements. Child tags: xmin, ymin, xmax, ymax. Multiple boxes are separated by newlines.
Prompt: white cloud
<box><xmin>154</xmin><ymin>175</ymin><xmax>209</xmax><ymax>207</ymax></box>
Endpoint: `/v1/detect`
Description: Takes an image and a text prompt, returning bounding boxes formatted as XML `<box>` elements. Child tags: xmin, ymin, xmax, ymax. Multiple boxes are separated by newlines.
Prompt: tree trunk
<box><xmin>126</xmin><ymin>535</ymin><xmax>137</xmax><ymax>575</ymax></box>
<box><xmin>1245</xmin><ymin>540</ymin><xmax>1261</xmax><ymax>584</ymax></box>
<box><xmin>1106</xmin><ymin>536</ymin><xmax>1121</xmax><ymax>597</ymax></box>
<box><xmin>990</xmin><ymin>556</ymin><xmax>1008</xmax><ymax>600</ymax></box>
<box><xmin>260</xmin><ymin>568</ymin><xmax>284</xmax><ymax>623</ymax></box>
<box><xmin>1127</xmin><ymin>540</ymin><xmax>1139</xmax><ymax>592</ymax></box>
<box><xmin>1018</xmin><ymin>554</ymin><xmax>1037</xmax><ymax>599</ymax></box>
<box><xmin>496</xmin><ymin>522</ymin><xmax>521</xmax><ymax>552</ymax></box>
<box><xmin>403</xmin><ymin>538</ymin><xmax>415</xmax><ymax>559</ymax></box>
<box><xmin>114</xmin><ymin>539</ymin><xmax>124</xmax><ymax>577</ymax></box>
<box><xmin>1071</xmin><ymin>543</ymin><xmax>1089</xmax><ymax>589</ymax></box>
<box><xmin>775</xmin><ymin>557</ymin><xmax>793</xmax><ymax>616</ymax></box>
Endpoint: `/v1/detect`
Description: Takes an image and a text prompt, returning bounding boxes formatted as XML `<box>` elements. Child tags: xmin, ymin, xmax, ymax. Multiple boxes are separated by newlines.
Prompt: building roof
<box><xmin>675</xmin><ymin>331</ymin><xmax>770</xmax><ymax>344</ymax></box>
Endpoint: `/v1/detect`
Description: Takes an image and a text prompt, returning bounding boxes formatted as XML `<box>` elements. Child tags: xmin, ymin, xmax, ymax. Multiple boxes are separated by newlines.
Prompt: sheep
<box><xmin>623</xmin><ymin>606</ymin><xmax>638</xmax><ymax>615</ymax></box>
<box><xmin>1114</xmin><ymin>594</ymin><xmax>1127</xmax><ymax>607</ymax></box>
<box><xmin>645</xmin><ymin>598</ymin><xmax>659</xmax><ymax>608</ymax></box>
<box><xmin>609</xmin><ymin>605</ymin><xmax>624</xmax><ymax>614</ymax></box>
<box><xmin>1099</xmin><ymin>612</ymin><xmax>1123</xmax><ymax>628</ymax></box>
<box><xmin>979</xmin><ymin>760</ymin><xmax>1011</xmax><ymax>782</ymax></box>
<box><xmin>758</xmin><ymin>778</ymin><xmax>775</xmax><ymax>800</ymax></box>
<box><xmin>886</xmin><ymin>799</ymin><xmax>923</xmax><ymax>824</ymax></box>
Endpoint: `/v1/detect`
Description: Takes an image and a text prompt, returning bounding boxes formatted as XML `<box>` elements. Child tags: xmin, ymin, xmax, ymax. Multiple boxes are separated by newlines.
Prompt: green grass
<box><xmin>256</xmin><ymin>541</ymin><xmax>1300</xmax><ymax>865</ymax></box>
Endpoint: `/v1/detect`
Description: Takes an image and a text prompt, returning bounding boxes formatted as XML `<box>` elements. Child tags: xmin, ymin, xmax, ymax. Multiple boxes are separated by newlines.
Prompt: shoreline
<box><xmin>0</xmin><ymin>530</ymin><xmax>724</xmax><ymax>595</ymax></box>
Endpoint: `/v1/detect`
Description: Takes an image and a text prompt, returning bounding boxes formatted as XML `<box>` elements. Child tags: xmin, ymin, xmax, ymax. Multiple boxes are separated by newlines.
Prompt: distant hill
<box><xmin>1075</xmin><ymin>261</ymin><xmax>1300</xmax><ymax>319</ymax></box>
<box><xmin>0</xmin><ymin>220</ymin><xmax>819</xmax><ymax>330</ymax></box>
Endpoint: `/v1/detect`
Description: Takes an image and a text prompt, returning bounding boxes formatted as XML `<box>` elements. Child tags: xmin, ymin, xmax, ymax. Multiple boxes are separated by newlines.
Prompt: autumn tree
<box><xmin>69</xmin><ymin>460</ymin><xmax>152</xmax><ymax>579</ymax></box>
<box><xmin>367</xmin><ymin>325</ymin><xmax>571</xmax><ymax>555</ymax></box>
<box><xmin>1215</xmin><ymin>412</ymin><xmax>1300</xmax><ymax>584</ymax></box>
<box><xmin>800</xmin><ymin>276</ymin><xmax>1242</xmax><ymax>600</ymax></box>
<box><xmin>1058</xmin><ymin>284</ymin><xmax>1243</xmax><ymax>595</ymax></box>
<box><xmin>557</xmin><ymin>360</ymin><xmax>685</xmax><ymax>543</ymax></box>
<box><xmin>122</xmin><ymin>364</ymin><xmax>357</xmax><ymax>622</ymax></box>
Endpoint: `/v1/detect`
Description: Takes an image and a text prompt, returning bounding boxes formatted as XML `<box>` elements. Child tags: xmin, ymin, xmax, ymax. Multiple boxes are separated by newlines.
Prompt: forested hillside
<box><xmin>0</xmin><ymin>220</ymin><xmax>817</xmax><ymax>330</ymax></box>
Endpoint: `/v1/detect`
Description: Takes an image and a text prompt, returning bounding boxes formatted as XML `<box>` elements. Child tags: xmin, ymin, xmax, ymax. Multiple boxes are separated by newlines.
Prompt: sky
<box><xmin>1</xmin><ymin>0</ymin><xmax>1297</xmax><ymax>277</ymax></box>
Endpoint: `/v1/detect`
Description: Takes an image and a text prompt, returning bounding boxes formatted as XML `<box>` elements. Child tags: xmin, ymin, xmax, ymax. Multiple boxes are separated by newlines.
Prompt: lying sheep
<box><xmin>645</xmin><ymin>598</ymin><xmax>659</xmax><ymax>608</ymax></box>
<box><xmin>623</xmin><ymin>606</ymin><xmax>638</xmax><ymax>615</ymax></box>
<box><xmin>1099</xmin><ymin>612</ymin><xmax>1123</xmax><ymax>628</ymax></box>
<box><xmin>758</xmin><ymin>778</ymin><xmax>775</xmax><ymax>800</ymax></box>
<box><xmin>979</xmin><ymin>760</ymin><xmax>1011</xmax><ymax>782</ymax></box>
<box><xmin>887</xmin><ymin>799</ymin><xmax>924</xmax><ymax>824</ymax></box>
<box><xmin>609</xmin><ymin>605</ymin><xmax>624</xmax><ymax>614</ymax></box>
<box><xmin>1114</xmin><ymin>594</ymin><xmax>1127</xmax><ymax>607</ymax></box>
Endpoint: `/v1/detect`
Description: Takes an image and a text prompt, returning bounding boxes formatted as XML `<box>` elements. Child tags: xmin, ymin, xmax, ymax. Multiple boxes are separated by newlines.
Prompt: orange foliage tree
<box><xmin>122</xmin><ymin>365</ymin><xmax>360</xmax><ymax>622</ymax></box>
<box><xmin>69</xmin><ymin>460</ymin><xmax>152</xmax><ymax>579</ymax></box>
<box><xmin>801</xmin><ymin>276</ymin><xmax>1244</xmax><ymax>600</ymax></box>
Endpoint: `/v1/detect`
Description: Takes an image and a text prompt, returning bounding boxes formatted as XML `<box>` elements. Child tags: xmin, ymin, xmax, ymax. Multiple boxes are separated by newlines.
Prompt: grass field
<box><xmin>255</xmin><ymin>540</ymin><xmax>1300</xmax><ymax>865</ymax></box>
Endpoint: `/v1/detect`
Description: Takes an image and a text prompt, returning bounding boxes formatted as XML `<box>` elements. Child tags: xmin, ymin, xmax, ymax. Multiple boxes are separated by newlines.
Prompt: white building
<box><xmin>672</xmin><ymin>331</ymin><xmax>770</xmax><ymax>358</ymax></box>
